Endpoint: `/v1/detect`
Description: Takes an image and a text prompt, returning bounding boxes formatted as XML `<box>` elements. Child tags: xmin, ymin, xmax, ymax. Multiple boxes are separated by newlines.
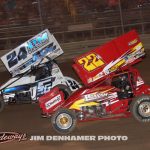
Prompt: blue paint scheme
<box><xmin>19</xmin><ymin>44</ymin><xmax>55</xmax><ymax>70</ymax></box>
<box><xmin>3</xmin><ymin>85</ymin><xmax>30</xmax><ymax>93</ymax></box>
<box><xmin>27</xmin><ymin>32</ymin><xmax>49</xmax><ymax>53</ymax></box>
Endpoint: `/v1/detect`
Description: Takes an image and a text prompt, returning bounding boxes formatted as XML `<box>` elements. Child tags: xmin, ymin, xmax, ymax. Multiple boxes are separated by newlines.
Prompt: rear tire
<box><xmin>0</xmin><ymin>97</ymin><xmax>5</xmax><ymax>112</ymax></box>
<box><xmin>130</xmin><ymin>95</ymin><xmax>150</xmax><ymax>122</ymax></box>
<box><xmin>51</xmin><ymin>109</ymin><xmax>76</xmax><ymax>134</ymax></box>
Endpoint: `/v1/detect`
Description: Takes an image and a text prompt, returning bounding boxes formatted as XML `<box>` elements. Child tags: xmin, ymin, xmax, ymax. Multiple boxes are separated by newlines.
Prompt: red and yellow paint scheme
<box><xmin>39</xmin><ymin>67</ymin><xmax>150</xmax><ymax>116</ymax></box>
<box><xmin>38</xmin><ymin>30</ymin><xmax>150</xmax><ymax>134</ymax></box>
<box><xmin>73</xmin><ymin>30</ymin><xmax>145</xmax><ymax>86</ymax></box>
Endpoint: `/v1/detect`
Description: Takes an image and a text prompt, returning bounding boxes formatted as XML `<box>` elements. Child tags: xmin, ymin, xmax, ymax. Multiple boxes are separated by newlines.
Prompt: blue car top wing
<box><xmin>1</xmin><ymin>29</ymin><xmax>63</xmax><ymax>76</ymax></box>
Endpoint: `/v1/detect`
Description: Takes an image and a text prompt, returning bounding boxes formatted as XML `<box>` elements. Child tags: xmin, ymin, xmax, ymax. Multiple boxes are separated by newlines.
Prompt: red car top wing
<box><xmin>73</xmin><ymin>30</ymin><xmax>145</xmax><ymax>86</ymax></box>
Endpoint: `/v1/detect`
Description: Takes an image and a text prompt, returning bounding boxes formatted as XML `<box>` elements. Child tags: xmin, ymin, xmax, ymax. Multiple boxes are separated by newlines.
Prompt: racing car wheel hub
<box><xmin>138</xmin><ymin>102</ymin><xmax>150</xmax><ymax>117</ymax></box>
<box><xmin>60</xmin><ymin>117</ymin><xmax>68</xmax><ymax>124</ymax></box>
<box><xmin>56</xmin><ymin>113</ymin><xmax>73</xmax><ymax>129</ymax></box>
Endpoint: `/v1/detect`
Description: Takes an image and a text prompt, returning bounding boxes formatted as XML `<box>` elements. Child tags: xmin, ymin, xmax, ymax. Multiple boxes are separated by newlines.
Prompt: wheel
<box><xmin>56</xmin><ymin>84</ymin><xmax>72</xmax><ymax>100</ymax></box>
<box><xmin>0</xmin><ymin>97</ymin><xmax>5</xmax><ymax>112</ymax></box>
<box><xmin>51</xmin><ymin>109</ymin><xmax>77</xmax><ymax>134</ymax></box>
<box><xmin>130</xmin><ymin>95</ymin><xmax>150</xmax><ymax>122</ymax></box>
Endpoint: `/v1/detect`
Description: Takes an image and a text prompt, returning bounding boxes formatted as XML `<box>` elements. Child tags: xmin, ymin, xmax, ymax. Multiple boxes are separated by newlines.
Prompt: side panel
<box><xmin>39</xmin><ymin>87</ymin><xmax>65</xmax><ymax>114</ymax></box>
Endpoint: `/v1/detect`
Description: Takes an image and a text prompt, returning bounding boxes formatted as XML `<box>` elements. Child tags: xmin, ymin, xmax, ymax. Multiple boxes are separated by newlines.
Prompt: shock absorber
<box><xmin>77</xmin><ymin>107</ymin><xmax>86</xmax><ymax>120</ymax></box>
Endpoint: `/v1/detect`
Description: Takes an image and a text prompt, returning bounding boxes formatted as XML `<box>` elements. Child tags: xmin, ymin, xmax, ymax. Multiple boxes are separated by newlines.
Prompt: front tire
<box><xmin>0</xmin><ymin>97</ymin><xmax>5</xmax><ymax>112</ymax></box>
<box><xmin>130</xmin><ymin>95</ymin><xmax>150</xmax><ymax>122</ymax></box>
<box><xmin>51</xmin><ymin>109</ymin><xmax>76</xmax><ymax>134</ymax></box>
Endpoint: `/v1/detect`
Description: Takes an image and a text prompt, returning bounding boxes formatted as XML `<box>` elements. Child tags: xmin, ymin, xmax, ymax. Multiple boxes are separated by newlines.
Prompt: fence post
<box><xmin>37</xmin><ymin>0</ymin><xmax>44</xmax><ymax>30</ymax></box>
<box><xmin>139</xmin><ymin>7</ymin><xmax>145</xmax><ymax>34</ymax></box>
<box><xmin>118</xmin><ymin>0</ymin><xmax>124</xmax><ymax>34</ymax></box>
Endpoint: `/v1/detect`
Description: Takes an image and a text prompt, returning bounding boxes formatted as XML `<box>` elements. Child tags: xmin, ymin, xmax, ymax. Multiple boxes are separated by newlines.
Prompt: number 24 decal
<box><xmin>7</xmin><ymin>47</ymin><xmax>27</xmax><ymax>68</ymax></box>
<box><xmin>78</xmin><ymin>53</ymin><xmax>104</xmax><ymax>72</ymax></box>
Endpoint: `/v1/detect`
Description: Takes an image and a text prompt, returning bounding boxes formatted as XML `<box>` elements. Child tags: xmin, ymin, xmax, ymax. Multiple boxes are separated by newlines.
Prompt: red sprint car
<box><xmin>39</xmin><ymin>30</ymin><xmax>150</xmax><ymax>134</ymax></box>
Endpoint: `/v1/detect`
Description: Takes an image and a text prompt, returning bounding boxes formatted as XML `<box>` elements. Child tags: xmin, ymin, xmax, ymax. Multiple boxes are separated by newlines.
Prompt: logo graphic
<box><xmin>45</xmin><ymin>94</ymin><xmax>62</xmax><ymax>110</ymax></box>
<box><xmin>0</xmin><ymin>132</ymin><xmax>27</xmax><ymax>144</ymax></box>
<box><xmin>128</xmin><ymin>39</ymin><xmax>138</xmax><ymax>46</ymax></box>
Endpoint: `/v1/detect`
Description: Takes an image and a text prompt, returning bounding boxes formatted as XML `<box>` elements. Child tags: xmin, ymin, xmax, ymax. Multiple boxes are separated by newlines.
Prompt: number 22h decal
<box><xmin>78</xmin><ymin>53</ymin><xmax>105</xmax><ymax>72</ymax></box>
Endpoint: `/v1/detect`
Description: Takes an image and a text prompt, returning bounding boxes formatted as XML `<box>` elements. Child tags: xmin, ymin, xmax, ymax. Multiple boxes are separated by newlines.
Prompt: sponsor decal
<box><xmin>136</xmin><ymin>76</ymin><xmax>144</xmax><ymax>86</ymax></box>
<box><xmin>131</xmin><ymin>42</ymin><xmax>143</xmax><ymax>52</ymax></box>
<box><xmin>85</xmin><ymin>93</ymin><xmax>108</xmax><ymax>102</ymax></box>
<box><xmin>128</xmin><ymin>39</ymin><xmax>138</xmax><ymax>46</ymax></box>
<box><xmin>85</xmin><ymin>91</ymin><xmax>118</xmax><ymax>102</ymax></box>
<box><xmin>0</xmin><ymin>132</ymin><xmax>27</xmax><ymax>144</ymax></box>
<box><xmin>45</xmin><ymin>94</ymin><xmax>61</xmax><ymax>110</ymax></box>
<box><xmin>27</xmin><ymin>31</ymin><xmax>49</xmax><ymax>54</ymax></box>
<box><xmin>108</xmin><ymin>59</ymin><xmax>126</xmax><ymax>73</ymax></box>
<box><xmin>88</xmin><ymin>72</ymin><xmax>105</xmax><ymax>83</ymax></box>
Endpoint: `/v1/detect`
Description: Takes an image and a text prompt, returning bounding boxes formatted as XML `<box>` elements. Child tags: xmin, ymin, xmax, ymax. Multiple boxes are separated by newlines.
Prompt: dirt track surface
<box><xmin>0</xmin><ymin>54</ymin><xmax>150</xmax><ymax>150</ymax></box>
